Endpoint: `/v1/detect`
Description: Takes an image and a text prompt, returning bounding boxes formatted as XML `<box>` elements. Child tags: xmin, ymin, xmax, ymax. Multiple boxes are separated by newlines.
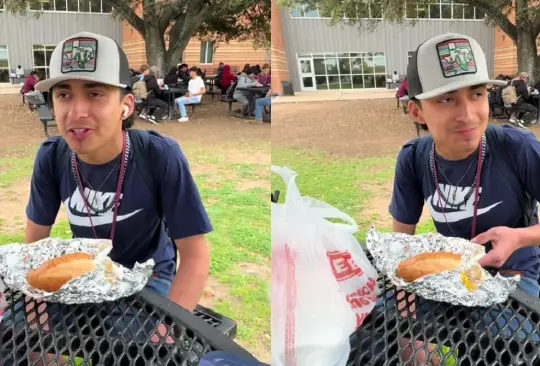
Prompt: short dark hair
<box><xmin>247</xmin><ymin>67</ymin><xmax>259</xmax><ymax>75</ymax></box>
<box><xmin>179</xmin><ymin>63</ymin><xmax>188</xmax><ymax>69</ymax></box>
<box><xmin>30</xmin><ymin>70</ymin><xmax>39</xmax><ymax>76</ymax></box>
<box><xmin>48</xmin><ymin>86</ymin><xmax>134</xmax><ymax>130</ymax></box>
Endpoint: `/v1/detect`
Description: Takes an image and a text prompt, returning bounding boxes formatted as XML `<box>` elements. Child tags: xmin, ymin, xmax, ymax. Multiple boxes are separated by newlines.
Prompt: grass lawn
<box><xmin>271</xmin><ymin>146</ymin><xmax>436</xmax><ymax>241</ymax></box>
<box><xmin>0</xmin><ymin>140</ymin><xmax>270</xmax><ymax>360</ymax></box>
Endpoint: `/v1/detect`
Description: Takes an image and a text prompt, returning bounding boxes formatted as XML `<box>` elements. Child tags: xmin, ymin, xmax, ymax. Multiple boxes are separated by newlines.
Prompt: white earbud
<box><xmin>122</xmin><ymin>106</ymin><xmax>129</xmax><ymax>118</ymax></box>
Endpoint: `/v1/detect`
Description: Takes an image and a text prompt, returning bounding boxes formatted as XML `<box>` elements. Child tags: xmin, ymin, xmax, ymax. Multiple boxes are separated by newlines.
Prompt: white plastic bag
<box><xmin>271</xmin><ymin>166</ymin><xmax>380</xmax><ymax>366</ymax></box>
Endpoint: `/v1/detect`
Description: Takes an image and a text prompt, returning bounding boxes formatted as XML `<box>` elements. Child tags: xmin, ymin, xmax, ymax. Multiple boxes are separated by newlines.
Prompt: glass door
<box><xmin>297</xmin><ymin>56</ymin><xmax>316</xmax><ymax>91</ymax></box>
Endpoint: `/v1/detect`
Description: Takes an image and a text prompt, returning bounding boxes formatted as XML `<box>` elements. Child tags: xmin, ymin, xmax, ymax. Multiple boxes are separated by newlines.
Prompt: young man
<box><xmin>386</xmin><ymin>33</ymin><xmax>540</xmax><ymax>364</ymax></box>
<box><xmin>175</xmin><ymin>66</ymin><xmax>206</xmax><ymax>123</ymax></box>
<box><xmin>254</xmin><ymin>90</ymin><xmax>271</xmax><ymax>123</ymax></box>
<box><xmin>233</xmin><ymin>67</ymin><xmax>262</xmax><ymax>117</ymax></box>
<box><xmin>510</xmin><ymin>71</ymin><xmax>538</xmax><ymax>126</ymax></box>
<box><xmin>14</xmin><ymin>31</ymin><xmax>211</xmax><ymax>350</ymax></box>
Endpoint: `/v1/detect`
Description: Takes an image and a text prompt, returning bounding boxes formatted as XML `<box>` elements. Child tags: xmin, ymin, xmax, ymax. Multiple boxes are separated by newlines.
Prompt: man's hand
<box><xmin>471</xmin><ymin>226</ymin><xmax>522</xmax><ymax>267</ymax></box>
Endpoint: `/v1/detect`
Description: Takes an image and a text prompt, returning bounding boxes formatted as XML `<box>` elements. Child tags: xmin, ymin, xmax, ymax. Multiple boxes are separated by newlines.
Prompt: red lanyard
<box><xmin>72</xmin><ymin>131</ymin><xmax>127</xmax><ymax>242</ymax></box>
<box><xmin>433</xmin><ymin>140</ymin><xmax>484</xmax><ymax>239</ymax></box>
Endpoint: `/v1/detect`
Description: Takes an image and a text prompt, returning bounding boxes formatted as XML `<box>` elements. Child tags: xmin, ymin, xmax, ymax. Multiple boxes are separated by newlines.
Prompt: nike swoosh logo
<box><xmin>64</xmin><ymin>198</ymin><xmax>142</xmax><ymax>227</ymax></box>
<box><xmin>426</xmin><ymin>196</ymin><xmax>502</xmax><ymax>223</ymax></box>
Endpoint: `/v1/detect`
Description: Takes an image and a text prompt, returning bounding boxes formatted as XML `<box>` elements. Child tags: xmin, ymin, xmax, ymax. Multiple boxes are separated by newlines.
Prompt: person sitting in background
<box><xmin>177</xmin><ymin>64</ymin><xmax>190</xmax><ymax>84</ymax></box>
<box><xmin>220</xmin><ymin>65</ymin><xmax>237</xmax><ymax>94</ymax></box>
<box><xmin>396</xmin><ymin>77</ymin><xmax>409</xmax><ymax>114</ymax></box>
<box><xmin>254</xmin><ymin>89</ymin><xmax>272</xmax><ymax>124</ymax></box>
<box><xmin>22</xmin><ymin>71</ymin><xmax>39</xmax><ymax>94</ymax></box>
<box><xmin>137</xmin><ymin>64</ymin><xmax>150</xmax><ymax>81</ymax></box>
<box><xmin>164</xmin><ymin>66</ymin><xmax>179</xmax><ymax>87</ymax></box>
<box><xmin>233</xmin><ymin>67</ymin><xmax>261</xmax><ymax>117</ymax></box>
<box><xmin>215</xmin><ymin>63</ymin><xmax>225</xmax><ymax>90</ymax></box>
<box><xmin>142</xmin><ymin>66</ymin><xmax>169</xmax><ymax>123</ymax></box>
<box><xmin>175</xmin><ymin>67</ymin><xmax>206</xmax><ymax>123</ymax></box>
<box><xmin>507</xmin><ymin>72</ymin><xmax>538</xmax><ymax>126</ymax></box>
<box><xmin>392</xmin><ymin>70</ymin><xmax>400</xmax><ymax>83</ymax></box>
<box><xmin>257</xmin><ymin>64</ymin><xmax>271</xmax><ymax>86</ymax></box>
<box><xmin>240</xmin><ymin>63</ymin><xmax>250</xmax><ymax>75</ymax></box>
<box><xmin>16</xmin><ymin>65</ymin><xmax>24</xmax><ymax>81</ymax></box>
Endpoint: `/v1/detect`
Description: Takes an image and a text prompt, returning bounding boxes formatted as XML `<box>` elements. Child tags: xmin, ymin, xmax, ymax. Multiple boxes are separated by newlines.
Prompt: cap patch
<box><xmin>61</xmin><ymin>37</ymin><xmax>98</xmax><ymax>73</ymax></box>
<box><xmin>436</xmin><ymin>38</ymin><xmax>476</xmax><ymax>78</ymax></box>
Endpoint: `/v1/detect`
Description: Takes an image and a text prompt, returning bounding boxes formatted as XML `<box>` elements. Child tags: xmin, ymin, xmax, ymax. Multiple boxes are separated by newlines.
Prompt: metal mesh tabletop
<box><xmin>349</xmin><ymin>253</ymin><xmax>540</xmax><ymax>366</ymax></box>
<box><xmin>0</xmin><ymin>288</ymin><xmax>256</xmax><ymax>365</ymax></box>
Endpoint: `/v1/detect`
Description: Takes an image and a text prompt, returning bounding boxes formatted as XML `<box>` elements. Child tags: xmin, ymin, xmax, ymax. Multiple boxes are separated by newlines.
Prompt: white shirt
<box><xmin>392</xmin><ymin>73</ymin><xmax>400</xmax><ymax>82</ymax></box>
<box><xmin>16</xmin><ymin>67</ymin><xmax>24</xmax><ymax>77</ymax></box>
<box><xmin>188</xmin><ymin>77</ymin><xmax>206</xmax><ymax>102</ymax></box>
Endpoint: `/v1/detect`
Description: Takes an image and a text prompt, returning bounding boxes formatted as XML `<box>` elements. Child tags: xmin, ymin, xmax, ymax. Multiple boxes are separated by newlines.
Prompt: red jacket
<box><xmin>22</xmin><ymin>75</ymin><xmax>37</xmax><ymax>94</ymax></box>
<box><xmin>220</xmin><ymin>65</ymin><xmax>237</xmax><ymax>88</ymax></box>
<box><xmin>396</xmin><ymin>79</ymin><xmax>408</xmax><ymax>98</ymax></box>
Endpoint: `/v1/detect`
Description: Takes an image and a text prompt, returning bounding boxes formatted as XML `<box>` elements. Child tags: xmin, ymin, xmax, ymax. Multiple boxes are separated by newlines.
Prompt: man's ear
<box><xmin>408</xmin><ymin>100</ymin><xmax>427</xmax><ymax>128</ymax></box>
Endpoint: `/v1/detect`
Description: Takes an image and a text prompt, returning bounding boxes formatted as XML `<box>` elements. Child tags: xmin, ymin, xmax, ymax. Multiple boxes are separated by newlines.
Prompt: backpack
<box><xmin>409</xmin><ymin>124</ymin><xmax>538</xmax><ymax>228</ymax></box>
<box><xmin>501</xmin><ymin>84</ymin><xmax>518</xmax><ymax>107</ymax></box>
<box><xmin>132</xmin><ymin>80</ymin><xmax>149</xmax><ymax>100</ymax></box>
<box><xmin>221</xmin><ymin>79</ymin><xmax>238</xmax><ymax>101</ymax></box>
<box><xmin>50</xmin><ymin>129</ymin><xmax>178</xmax><ymax>272</ymax></box>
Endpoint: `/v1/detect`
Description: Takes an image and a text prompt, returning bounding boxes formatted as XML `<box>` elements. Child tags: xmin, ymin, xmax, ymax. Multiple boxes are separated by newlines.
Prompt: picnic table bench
<box><xmin>0</xmin><ymin>286</ymin><xmax>259</xmax><ymax>365</ymax></box>
<box><xmin>37</xmin><ymin>105</ymin><xmax>56</xmax><ymax>138</ymax></box>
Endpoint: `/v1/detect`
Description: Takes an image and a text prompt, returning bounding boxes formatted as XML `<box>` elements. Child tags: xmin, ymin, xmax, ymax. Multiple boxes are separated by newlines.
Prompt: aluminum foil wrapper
<box><xmin>365</xmin><ymin>227</ymin><xmax>519</xmax><ymax>307</ymax></box>
<box><xmin>0</xmin><ymin>238</ymin><xmax>154</xmax><ymax>304</ymax></box>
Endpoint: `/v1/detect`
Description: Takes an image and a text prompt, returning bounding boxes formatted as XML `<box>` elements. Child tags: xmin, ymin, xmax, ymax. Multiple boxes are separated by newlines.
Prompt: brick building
<box><xmin>122</xmin><ymin>7</ymin><xmax>269</xmax><ymax>75</ymax></box>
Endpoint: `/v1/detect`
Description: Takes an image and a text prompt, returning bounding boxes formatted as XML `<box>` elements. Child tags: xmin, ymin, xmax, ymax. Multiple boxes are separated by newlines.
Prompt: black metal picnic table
<box><xmin>348</xmin><ymin>251</ymin><xmax>540</xmax><ymax>366</ymax></box>
<box><xmin>0</xmin><ymin>287</ymin><xmax>259</xmax><ymax>365</ymax></box>
<box><xmin>236</xmin><ymin>86</ymin><xmax>270</xmax><ymax>117</ymax></box>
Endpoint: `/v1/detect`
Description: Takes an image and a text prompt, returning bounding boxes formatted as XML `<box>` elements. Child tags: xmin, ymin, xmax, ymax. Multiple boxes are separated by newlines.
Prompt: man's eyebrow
<box><xmin>54</xmin><ymin>82</ymin><xmax>109</xmax><ymax>90</ymax></box>
<box><xmin>440</xmin><ymin>84</ymin><xmax>487</xmax><ymax>96</ymax></box>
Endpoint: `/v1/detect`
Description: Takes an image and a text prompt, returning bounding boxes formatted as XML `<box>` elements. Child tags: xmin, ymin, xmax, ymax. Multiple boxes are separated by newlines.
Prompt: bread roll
<box><xmin>27</xmin><ymin>253</ymin><xmax>96</xmax><ymax>292</ymax></box>
<box><xmin>396</xmin><ymin>252</ymin><xmax>461</xmax><ymax>282</ymax></box>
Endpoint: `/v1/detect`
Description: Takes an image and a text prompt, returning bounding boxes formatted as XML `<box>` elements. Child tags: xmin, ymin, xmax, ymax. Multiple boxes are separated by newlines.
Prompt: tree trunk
<box><xmin>143</xmin><ymin>23</ymin><xmax>167</xmax><ymax>78</ymax></box>
<box><xmin>516</xmin><ymin>27</ymin><xmax>540</xmax><ymax>84</ymax></box>
<box><xmin>164</xmin><ymin>38</ymin><xmax>189</xmax><ymax>74</ymax></box>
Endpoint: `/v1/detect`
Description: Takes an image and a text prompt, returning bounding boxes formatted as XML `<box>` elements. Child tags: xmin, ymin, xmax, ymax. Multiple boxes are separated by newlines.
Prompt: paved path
<box><xmin>0</xmin><ymin>82</ymin><xmax>22</xmax><ymax>95</ymax></box>
<box><xmin>272</xmin><ymin>89</ymin><xmax>397</xmax><ymax>104</ymax></box>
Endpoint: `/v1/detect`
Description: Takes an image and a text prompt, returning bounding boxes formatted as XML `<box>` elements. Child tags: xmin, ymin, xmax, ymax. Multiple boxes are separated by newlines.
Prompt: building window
<box><xmin>405</xmin><ymin>1</ymin><xmax>480</xmax><ymax>20</ymax></box>
<box><xmin>0</xmin><ymin>0</ymin><xmax>4</xmax><ymax>11</ymax></box>
<box><xmin>33</xmin><ymin>45</ymin><xmax>56</xmax><ymax>80</ymax></box>
<box><xmin>200</xmin><ymin>41</ymin><xmax>214</xmax><ymax>64</ymax></box>
<box><xmin>0</xmin><ymin>45</ymin><xmax>9</xmax><ymax>83</ymax></box>
<box><xmin>27</xmin><ymin>0</ymin><xmax>112</xmax><ymax>13</ymax></box>
<box><xmin>291</xmin><ymin>1</ymin><xmax>383</xmax><ymax>19</ymax></box>
<box><xmin>302</xmin><ymin>52</ymin><xmax>386</xmax><ymax>90</ymax></box>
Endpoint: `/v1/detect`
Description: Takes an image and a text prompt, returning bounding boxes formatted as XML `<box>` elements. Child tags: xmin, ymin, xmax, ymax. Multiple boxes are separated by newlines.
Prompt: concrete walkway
<box><xmin>272</xmin><ymin>88</ymin><xmax>397</xmax><ymax>104</ymax></box>
<box><xmin>0</xmin><ymin>82</ymin><xmax>22</xmax><ymax>95</ymax></box>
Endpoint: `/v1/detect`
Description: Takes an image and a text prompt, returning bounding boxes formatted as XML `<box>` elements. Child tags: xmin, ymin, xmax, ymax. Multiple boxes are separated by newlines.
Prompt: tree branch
<box><xmin>460</xmin><ymin>0</ymin><xmax>517</xmax><ymax>41</ymax></box>
<box><xmin>103</xmin><ymin>0</ymin><xmax>145</xmax><ymax>35</ymax></box>
<box><xmin>167</xmin><ymin>1</ymin><xmax>211</xmax><ymax>56</ymax></box>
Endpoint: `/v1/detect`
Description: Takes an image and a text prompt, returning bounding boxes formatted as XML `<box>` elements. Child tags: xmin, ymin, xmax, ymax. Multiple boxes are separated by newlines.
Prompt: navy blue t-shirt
<box><xmin>26</xmin><ymin>132</ymin><xmax>212</xmax><ymax>282</ymax></box>
<box><xmin>390</xmin><ymin>127</ymin><xmax>540</xmax><ymax>280</ymax></box>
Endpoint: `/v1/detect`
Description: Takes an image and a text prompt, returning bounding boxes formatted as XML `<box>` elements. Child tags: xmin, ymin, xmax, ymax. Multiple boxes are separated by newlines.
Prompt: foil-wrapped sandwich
<box><xmin>366</xmin><ymin>227</ymin><xmax>519</xmax><ymax>307</ymax></box>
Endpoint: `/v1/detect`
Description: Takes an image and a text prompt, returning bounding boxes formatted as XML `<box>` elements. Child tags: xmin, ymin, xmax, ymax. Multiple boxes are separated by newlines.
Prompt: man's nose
<box><xmin>455</xmin><ymin>99</ymin><xmax>475</xmax><ymax>121</ymax></box>
<box><xmin>68</xmin><ymin>98</ymin><xmax>91</xmax><ymax>119</ymax></box>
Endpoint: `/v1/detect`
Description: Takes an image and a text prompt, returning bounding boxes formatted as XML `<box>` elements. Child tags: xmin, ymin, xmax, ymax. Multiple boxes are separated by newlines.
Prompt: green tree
<box><xmin>278</xmin><ymin>0</ymin><xmax>540</xmax><ymax>82</ymax></box>
<box><xmin>3</xmin><ymin>0</ymin><xmax>270</xmax><ymax>74</ymax></box>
